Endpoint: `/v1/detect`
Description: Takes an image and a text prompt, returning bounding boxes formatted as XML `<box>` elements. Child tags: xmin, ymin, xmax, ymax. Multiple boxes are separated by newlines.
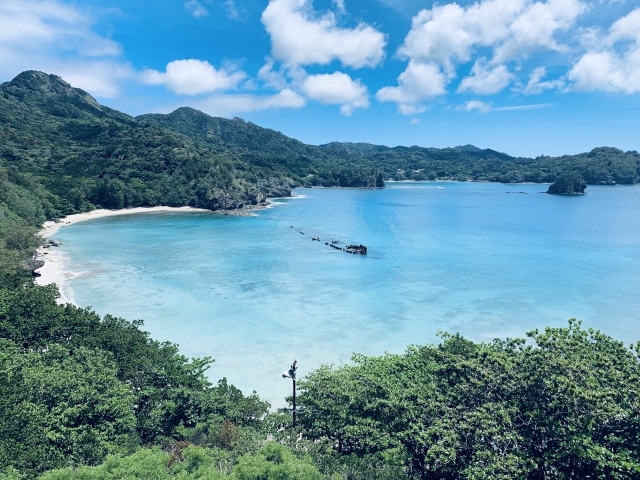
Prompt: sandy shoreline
<box><xmin>35</xmin><ymin>206</ymin><xmax>211</xmax><ymax>304</ymax></box>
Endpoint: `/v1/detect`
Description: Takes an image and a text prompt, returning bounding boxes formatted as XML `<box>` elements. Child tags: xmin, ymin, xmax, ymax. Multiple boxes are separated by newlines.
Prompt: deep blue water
<box><xmin>54</xmin><ymin>182</ymin><xmax>640</xmax><ymax>405</ymax></box>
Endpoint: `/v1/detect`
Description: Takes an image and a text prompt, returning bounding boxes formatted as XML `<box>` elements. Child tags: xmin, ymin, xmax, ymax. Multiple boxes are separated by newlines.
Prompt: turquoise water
<box><xmin>54</xmin><ymin>182</ymin><xmax>640</xmax><ymax>405</ymax></box>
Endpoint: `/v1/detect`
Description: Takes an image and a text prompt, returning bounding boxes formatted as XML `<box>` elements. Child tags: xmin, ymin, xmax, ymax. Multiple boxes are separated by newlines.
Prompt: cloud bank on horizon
<box><xmin>0</xmin><ymin>0</ymin><xmax>639</xmax><ymax>119</ymax></box>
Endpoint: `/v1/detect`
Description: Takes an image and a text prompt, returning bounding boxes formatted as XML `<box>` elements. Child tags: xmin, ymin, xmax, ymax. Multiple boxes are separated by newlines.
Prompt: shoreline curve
<box><xmin>35</xmin><ymin>206</ymin><xmax>212</xmax><ymax>304</ymax></box>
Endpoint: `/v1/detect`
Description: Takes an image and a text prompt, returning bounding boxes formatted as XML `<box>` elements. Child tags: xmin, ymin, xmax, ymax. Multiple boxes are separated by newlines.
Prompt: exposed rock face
<box><xmin>338</xmin><ymin>172</ymin><xmax>385</xmax><ymax>188</ymax></box>
<box><xmin>547</xmin><ymin>173</ymin><xmax>587</xmax><ymax>195</ymax></box>
<box><xmin>193</xmin><ymin>178</ymin><xmax>291</xmax><ymax>210</ymax></box>
<box><xmin>21</xmin><ymin>259</ymin><xmax>45</xmax><ymax>271</ymax></box>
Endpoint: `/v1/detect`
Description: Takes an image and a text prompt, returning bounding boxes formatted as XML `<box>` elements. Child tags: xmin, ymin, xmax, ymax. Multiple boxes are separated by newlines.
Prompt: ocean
<box><xmin>53</xmin><ymin>182</ymin><xmax>640</xmax><ymax>405</ymax></box>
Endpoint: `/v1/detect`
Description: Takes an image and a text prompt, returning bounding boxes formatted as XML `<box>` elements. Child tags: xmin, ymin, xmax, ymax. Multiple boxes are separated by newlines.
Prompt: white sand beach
<box><xmin>35</xmin><ymin>206</ymin><xmax>210</xmax><ymax>304</ymax></box>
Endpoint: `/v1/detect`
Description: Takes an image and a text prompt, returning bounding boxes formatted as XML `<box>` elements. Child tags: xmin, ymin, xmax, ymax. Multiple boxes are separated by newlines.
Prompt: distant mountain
<box><xmin>454</xmin><ymin>144</ymin><xmax>483</xmax><ymax>152</ymax></box>
<box><xmin>137</xmin><ymin>107</ymin><xmax>385</xmax><ymax>188</ymax></box>
<box><xmin>0</xmin><ymin>71</ymin><xmax>386</xmax><ymax>225</ymax></box>
<box><xmin>135</xmin><ymin>101</ymin><xmax>640</xmax><ymax>186</ymax></box>
<box><xmin>138</xmin><ymin>107</ymin><xmax>315</xmax><ymax>159</ymax></box>
<box><xmin>1</xmin><ymin>70</ymin><xmax>639</xmax><ymax>234</ymax></box>
<box><xmin>319</xmin><ymin>142</ymin><xmax>391</xmax><ymax>156</ymax></box>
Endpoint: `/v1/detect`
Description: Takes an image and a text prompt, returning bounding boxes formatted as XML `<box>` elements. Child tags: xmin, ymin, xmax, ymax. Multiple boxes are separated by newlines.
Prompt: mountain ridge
<box><xmin>141</xmin><ymin>104</ymin><xmax>638</xmax><ymax>185</ymax></box>
<box><xmin>0</xmin><ymin>70</ymin><xmax>639</xmax><ymax>239</ymax></box>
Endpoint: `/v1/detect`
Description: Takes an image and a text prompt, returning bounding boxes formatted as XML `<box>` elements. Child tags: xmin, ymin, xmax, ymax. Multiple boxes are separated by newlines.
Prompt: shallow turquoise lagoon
<box><xmin>54</xmin><ymin>182</ymin><xmax>640</xmax><ymax>405</ymax></box>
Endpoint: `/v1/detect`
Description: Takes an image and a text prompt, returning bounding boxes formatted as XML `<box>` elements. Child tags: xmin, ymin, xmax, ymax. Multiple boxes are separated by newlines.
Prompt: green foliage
<box><xmin>297</xmin><ymin>320</ymin><xmax>640</xmax><ymax>479</ymax></box>
<box><xmin>232</xmin><ymin>443</ymin><xmax>323</xmax><ymax>480</ymax></box>
<box><xmin>3</xmin><ymin>69</ymin><xmax>640</xmax><ymax>479</ymax></box>
<box><xmin>0</xmin><ymin>340</ymin><xmax>137</xmax><ymax>475</ymax></box>
<box><xmin>547</xmin><ymin>172</ymin><xmax>588</xmax><ymax>194</ymax></box>
<box><xmin>1</xmin><ymin>70</ymin><xmax>638</xmax><ymax>279</ymax></box>
<box><xmin>0</xmin><ymin>282</ymin><xmax>269</xmax><ymax>477</ymax></box>
<box><xmin>38</xmin><ymin>444</ymin><xmax>323</xmax><ymax>480</ymax></box>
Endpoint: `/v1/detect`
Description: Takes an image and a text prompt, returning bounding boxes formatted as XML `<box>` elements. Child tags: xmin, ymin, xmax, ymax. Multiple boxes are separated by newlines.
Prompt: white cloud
<box><xmin>493</xmin><ymin>103</ymin><xmax>552</xmax><ymax>111</ymax></box>
<box><xmin>379</xmin><ymin>0</ymin><xmax>586</xmax><ymax>111</ymax></box>
<box><xmin>410</xmin><ymin>117</ymin><xmax>420</xmax><ymax>124</ymax></box>
<box><xmin>257</xmin><ymin>57</ymin><xmax>308</xmax><ymax>90</ymax></box>
<box><xmin>459</xmin><ymin>99</ymin><xmax>493</xmax><ymax>113</ymax></box>
<box><xmin>55</xmin><ymin>61</ymin><xmax>135</xmax><ymax>98</ymax></box>
<box><xmin>302</xmin><ymin>72</ymin><xmax>369</xmax><ymax>115</ymax></box>
<box><xmin>458</xmin><ymin>100</ymin><xmax>552</xmax><ymax>113</ymax></box>
<box><xmin>0</xmin><ymin>0</ymin><xmax>122</xmax><ymax>56</ymax></box>
<box><xmin>569</xmin><ymin>8</ymin><xmax>640</xmax><ymax>93</ymax></box>
<box><xmin>492</xmin><ymin>0</ymin><xmax>586</xmax><ymax>63</ymax></box>
<box><xmin>377</xmin><ymin>0</ymin><xmax>426</xmax><ymax>15</ymax></box>
<box><xmin>376</xmin><ymin>61</ymin><xmax>447</xmax><ymax>114</ymax></box>
<box><xmin>184</xmin><ymin>0</ymin><xmax>209</xmax><ymax>17</ymax></box>
<box><xmin>187</xmin><ymin>89</ymin><xmax>306</xmax><ymax>116</ymax></box>
<box><xmin>399</xmin><ymin>0</ymin><xmax>585</xmax><ymax>68</ymax></box>
<box><xmin>0</xmin><ymin>0</ymin><xmax>132</xmax><ymax>98</ymax></box>
<box><xmin>517</xmin><ymin>66</ymin><xmax>564</xmax><ymax>94</ymax></box>
<box><xmin>261</xmin><ymin>0</ymin><xmax>387</xmax><ymax>68</ymax></box>
<box><xmin>223</xmin><ymin>0</ymin><xmax>246</xmax><ymax>20</ymax></box>
<box><xmin>332</xmin><ymin>0</ymin><xmax>346</xmax><ymax>14</ymax></box>
<box><xmin>141</xmin><ymin>59</ymin><xmax>247</xmax><ymax>95</ymax></box>
<box><xmin>457</xmin><ymin>58</ymin><xmax>515</xmax><ymax>95</ymax></box>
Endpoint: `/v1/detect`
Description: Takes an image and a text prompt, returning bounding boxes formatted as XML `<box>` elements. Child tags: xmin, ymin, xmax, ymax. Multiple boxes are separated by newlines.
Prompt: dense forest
<box><xmin>1</xmin><ymin>70</ymin><xmax>639</xmax><ymax>241</ymax></box>
<box><xmin>2</xmin><ymin>70</ymin><xmax>640</xmax><ymax>478</ymax></box>
<box><xmin>138</xmin><ymin>109</ymin><xmax>640</xmax><ymax>186</ymax></box>
<box><xmin>2</xmin><ymin>277</ymin><xmax>640</xmax><ymax>478</ymax></box>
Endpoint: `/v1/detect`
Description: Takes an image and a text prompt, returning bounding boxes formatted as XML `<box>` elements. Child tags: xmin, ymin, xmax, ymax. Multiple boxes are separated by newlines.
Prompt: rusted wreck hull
<box><xmin>345</xmin><ymin>244</ymin><xmax>367</xmax><ymax>255</ymax></box>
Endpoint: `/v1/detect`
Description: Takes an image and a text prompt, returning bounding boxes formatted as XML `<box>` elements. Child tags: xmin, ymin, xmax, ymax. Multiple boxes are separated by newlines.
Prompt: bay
<box><xmin>53</xmin><ymin>182</ymin><xmax>640</xmax><ymax>405</ymax></box>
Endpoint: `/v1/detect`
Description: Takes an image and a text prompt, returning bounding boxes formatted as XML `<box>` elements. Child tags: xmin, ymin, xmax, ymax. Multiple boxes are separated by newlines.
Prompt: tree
<box><xmin>0</xmin><ymin>341</ymin><xmax>137</xmax><ymax>476</ymax></box>
<box><xmin>297</xmin><ymin>320</ymin><xmax>640</xmax><ymax>479</ymax></box>
<box><xmin>547</xmin><ymin>173</ymin><xmax>587</xmax><ymax>194</ymax></box>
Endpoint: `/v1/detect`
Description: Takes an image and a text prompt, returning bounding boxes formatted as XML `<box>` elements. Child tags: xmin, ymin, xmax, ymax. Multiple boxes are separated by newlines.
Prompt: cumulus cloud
<box><xmin>0</xmin><ymin>0</ymin><xmax>132</xmax><ymax>97</ymax></box>
<box><xmin>459</xmin><ymin>99</ymin><xmax>493</xmax><ymax>113</ymax></box>
<box><xmin>141</xmin><ymin>59</ymin><xmax>247</xmax><ymax>95</ymax></box>
<box><xmin>257</xmin><ymin>57</ymin><xmax>308</xmax><ymax>90</ymax></box>
<box><xmin>379</xmin><ymin>0</ymin><xmax>586</xmax><ymax>111</ymax></box>
<box><xmin>457</xmin><ymin>58</ymin><xmax>515</xmax><ymax>95</ymax></box>
<box><xmin>491</xmin><ymin>0</ymin><xmax>586</xmax><ymax>63</ymax></box>
<box><xmin>399</xmin><ymin>0</ymin><xmax>585</xmax><ymax>68</ymax></box>
<box><xmin>187</xmin><ymin>88</ymin><xmax>306</xmax><ymax>116</ymax></box>
<box><xmin>54</xmin><ymin>61</ymin><xmax>135</xmax><ymax>98</ymax></box>
<box><xmin>261</xmin><ymin>0</ymin><xmax>386</xmax><ymax>68</ymax></box>
<box><xmin>568</xmin><ymin>8</ymin><xmax>640</xmax><ymax>93</ymax></box>
<box><xmin>517</xmin><ymin>66</ymin><xmax>564</xmax><ymax>94</ymax></box>
<box><xmin>376</xmin><ymin>61</ymin><xmax>447</xmax><ymax>114</ymax></box>
<box><xmin>302</xmin><ymin>72</ymin><xmax>369</xmax><ymax>115</ymax></box>
<box><xmin>332</xmin><ymin>0</ymin><xmax>346</xmax><ymax>14</ymax></box>
<box><xmin>184</xmin><ymin>0</ymin><xmax>209</xmax><ymax>18</ymax></box>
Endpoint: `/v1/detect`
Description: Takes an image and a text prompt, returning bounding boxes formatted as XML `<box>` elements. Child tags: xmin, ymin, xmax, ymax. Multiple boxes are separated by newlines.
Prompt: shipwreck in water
<box><xmin>345</xmin><ymin>244</ymin><xmax>367</xmax><ymax>255</ymax></box>
<box><xmin>325</xmin><ymin>241</ymin><xmax>368</xmax><ymax>255</ymax></box>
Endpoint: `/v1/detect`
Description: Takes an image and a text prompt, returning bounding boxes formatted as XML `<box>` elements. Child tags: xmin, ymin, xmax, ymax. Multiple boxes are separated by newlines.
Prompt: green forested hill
<box><xmin>139</xmin><ymin>107</ymin><xmax>640</xmax><ymax>186</ymax></box>
<box><xmin>136</xmin><ymin>107</ymin><xmax>385</xmax><ymax>188</ymax></box>
<box><xmin>0</xmin><ymin>71</ymin><xmax>294</xmax><ymax>217</ymax></box>
<box><xmin>1</xmin><ymin>69</ymin><xmax>639</xmax><ymax>280</ymax></box>
<box><xmin>319</xmin><ymin>142</ymin><xmax>640</xmax><ymax>184</ymax></box>
<box><xmin>2</xmin><ymin>71</ymin><xmax>640</xmax><ymax>479</ymax></box>
<box><xmin>137</xmin><ymin>107</ymin><xmax>316</xmax><ymax>158</ymax></box>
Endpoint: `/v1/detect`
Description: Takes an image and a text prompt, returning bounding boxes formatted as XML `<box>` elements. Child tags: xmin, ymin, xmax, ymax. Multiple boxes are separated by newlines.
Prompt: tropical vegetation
<box><xmin>2</xmin><ymin>70</ymin><xmax>640</xmax><ymax>478</ymax></box>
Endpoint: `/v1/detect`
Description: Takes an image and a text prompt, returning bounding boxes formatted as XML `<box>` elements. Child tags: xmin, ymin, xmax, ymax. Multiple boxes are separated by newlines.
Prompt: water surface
<box><xmin>54</xmin><ymin>183</ymin><xmax>640</xmax><ymax>404</ymax></box>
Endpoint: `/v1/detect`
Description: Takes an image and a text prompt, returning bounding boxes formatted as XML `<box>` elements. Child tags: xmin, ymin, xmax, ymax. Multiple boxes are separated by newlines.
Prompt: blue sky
<box><xmin>0</xmin><ymin>0</ymin><xmax>638</xmax><ymax>156</ymax></box>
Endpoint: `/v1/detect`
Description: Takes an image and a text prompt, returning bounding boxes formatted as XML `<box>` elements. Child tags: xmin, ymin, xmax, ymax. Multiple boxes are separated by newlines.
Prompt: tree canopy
<box><xmin>296</xmin><ymin>321</ymin><xmax>640</xmax><ymax>479</ymax></box>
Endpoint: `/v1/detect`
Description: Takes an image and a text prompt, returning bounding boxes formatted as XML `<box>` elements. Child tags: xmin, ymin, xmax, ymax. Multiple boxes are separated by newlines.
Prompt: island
<box><xmin>547</xmin><ymin>173</ymin><xmax>588</xmax><ymax>194</ymax></box>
